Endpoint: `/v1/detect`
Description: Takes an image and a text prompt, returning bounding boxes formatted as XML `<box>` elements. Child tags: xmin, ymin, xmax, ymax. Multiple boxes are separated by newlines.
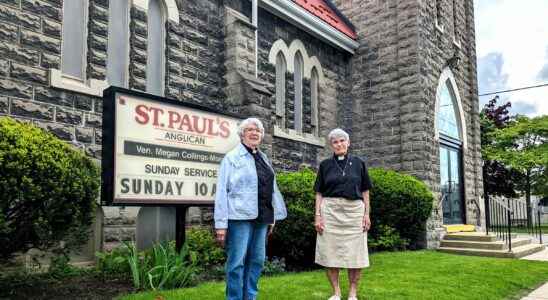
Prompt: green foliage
<box><xmin>185</xmin><ymin>227</ymin><xmax>225</xmax><ymax>269</ymax></box>
<box><xmin>484</xmin><ymin>115</ymin><xmax>548</xmax><ymax>200</ymax></box>
<box><xmin>48</xmin><ymin>253</ymin><xmax>82</xmax><ymax>279</ymax></box>
<box><xmin>270</xmin><ymin>167</ymin><xmax>433</xmax><ymax>269</ymax></box>
<box><xmin>262</xmin><ymin>257</ymin><xmax>286</xmax><ymax>276</ymax></box>
<box><xmin>122</xmin><ymin>241</ymin><xmax>198</xmax><ymax>291</ymax></box>
<box><xmin>484</xmin><ymin>115</ymin><xmax>548</xmax><ymax>173</ymax></box>
<box><xmin>368</xmin><ymin>168</ymin><xmax>433</xmax><ymax>249</ymax></box>
<box><xmin>0</xmin><ymin>117</ymin><xmax>100</xmax><ymax>260</ymax></box>
<box><xmin>368</xmin><ymin>225</ymin><xmax>409</xmax><ymax>251</ymax></box>
<box><xmin>270</xmin><ymin>168</ymin><xmax>317</xmax><ymax>269</ymax></box>
<box><xmin>95</xmin><ymin>246</ymin><xmax>131</xmax><ymax>278</ymax></box>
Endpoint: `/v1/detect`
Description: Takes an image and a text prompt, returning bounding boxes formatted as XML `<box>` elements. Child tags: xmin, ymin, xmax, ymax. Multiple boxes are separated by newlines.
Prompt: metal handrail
<box><xmin>486</xmin><ymin>197</ymin><xmax>545</xmax><ymax>251</ymax></box>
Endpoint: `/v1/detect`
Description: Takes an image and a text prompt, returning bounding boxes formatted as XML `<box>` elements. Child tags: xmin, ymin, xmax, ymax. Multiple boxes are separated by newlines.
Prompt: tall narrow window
<box><xmin>146</xmin><ymin>0</ymin><xmax>166</xmax><ymax>96</ymax></box>
<box><xmin>435</xmin><ymin>0</ymin><xmax>443</xmax><ymax>29</ymax></box>
<box><xmin>452</xmin><ymin>0</ymin><xmax>459</xmax><ymax>43</ymax></box>
<box><xmin>436</xmin><ymin>73</ymin><xmax>464</xmax><ymax>225</ymax></box>
<box><xmin>311</xmin><ymin>67</ymin><xmax>319</xmax><ymax>136</ymax></box>
<box><xmin>437</xmin><ymin>80</ymin><xmax>461</xmax><ymax>140</ymax></box>
<box><xmin>294</xmin><ymin>52</ymin><xmax>304</xmax><ymax>132</ymax></box>
<box><xmin>61</xmin><ymin>0</ymin><xmax>88</xmax><ymax>80</ymax></box>
<box><xmin>107</xmin><ymin>0</ymin><xmax>130</xmax><ymax>87</ymax></box>
<box><xmin>275</xmin><ymin>53</ymin><xmax>287</xmax><ymax>128</ymax></box>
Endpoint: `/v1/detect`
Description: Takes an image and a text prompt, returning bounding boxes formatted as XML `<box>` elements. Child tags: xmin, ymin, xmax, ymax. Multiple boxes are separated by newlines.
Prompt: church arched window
<box><xmin>146</xmin><ymin>0</ymin><xmax>166</xmax><ymax>96</ymax></box>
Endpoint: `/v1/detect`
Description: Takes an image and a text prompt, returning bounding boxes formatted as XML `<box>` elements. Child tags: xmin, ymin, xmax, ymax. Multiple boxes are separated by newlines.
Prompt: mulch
<box><xmin>0</xmin><ymin>275</ymin><xmax>135</xmax><ymax>300</ymax></box>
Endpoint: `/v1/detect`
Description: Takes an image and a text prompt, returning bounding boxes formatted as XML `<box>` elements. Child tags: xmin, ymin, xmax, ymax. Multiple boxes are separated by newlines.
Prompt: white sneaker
<box><xmin>328</xmin><ymin>296</ymin><xmax>341</xmax><ymax>300</ymax></box>
<box><xmin>348</xmin><ymin>297</ymin><xmax>358</xmax><ymax>300</ymax></box>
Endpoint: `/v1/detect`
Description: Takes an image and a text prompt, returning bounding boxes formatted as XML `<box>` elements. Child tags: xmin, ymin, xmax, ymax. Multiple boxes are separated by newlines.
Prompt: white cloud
<box><xmin>475</xmin><ymin>0</ymin><xmax>548</xmax><ymax>116</ymax></box>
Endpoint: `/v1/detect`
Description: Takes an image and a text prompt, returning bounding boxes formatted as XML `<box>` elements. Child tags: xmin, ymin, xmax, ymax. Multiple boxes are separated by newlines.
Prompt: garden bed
<box><xmin>0</xmin><ymin>272</ymin><xmax>134</xmax><ymax>300</ymax></box>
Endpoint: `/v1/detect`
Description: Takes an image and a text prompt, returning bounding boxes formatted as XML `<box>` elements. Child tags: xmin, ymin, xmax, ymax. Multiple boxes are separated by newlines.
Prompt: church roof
<box><xmin>292</xmin><ymin>0</ymin><xmax>357</xmax><ymax>40</ymax></box>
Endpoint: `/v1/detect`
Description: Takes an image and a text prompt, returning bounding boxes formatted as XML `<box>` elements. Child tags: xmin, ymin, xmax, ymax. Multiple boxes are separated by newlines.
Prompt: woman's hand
<box><xmin>215</xmin><ymin>229</ymin><xmax>227</xmax><ymax>248</ymax></box>
<box><xmin>315</xmin><ymin>215</ymin><xmax>325</xmax><ymax>235</ymax></box>
<box><xmin>363</xmin><ymin>215</ymin><xmax>371</xmax><ymax>232</ymax></box>
<box><xmin>268</xmin><ymin>222</ymin><xmax>275</xmax><ymax>236</ymax></box>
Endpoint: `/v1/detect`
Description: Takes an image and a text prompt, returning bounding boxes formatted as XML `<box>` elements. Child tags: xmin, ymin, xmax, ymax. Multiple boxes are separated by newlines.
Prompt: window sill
<box><xmin>50</xmin><ymin>69</ymin><xmax>108</xmax><ymax>97</ymax></box>
<box><xmin>273</xmin><ymin>125</ymin><xmax>325</xmax><ymax>147</ymax></box>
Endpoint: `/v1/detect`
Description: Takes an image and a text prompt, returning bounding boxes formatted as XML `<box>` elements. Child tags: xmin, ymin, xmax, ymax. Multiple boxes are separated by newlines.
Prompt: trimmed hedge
<box><xmin>270</xmin><ymin>167</ymin><xmax>433</xmax><ymax>269</ymax></box>
<box><xmin>270</xmin><ymin>168</ymin><xmax>317</xmax><ymax>269</ymax></box>
<box><xmin>368</xmin><ymin>168</ymin><xmax>434</xmax><ymax>250</ymax></box>
<box><xmin>0</xmin><ymin>117</ymin><xmax>100</xmax><ymax>260</ymax></box>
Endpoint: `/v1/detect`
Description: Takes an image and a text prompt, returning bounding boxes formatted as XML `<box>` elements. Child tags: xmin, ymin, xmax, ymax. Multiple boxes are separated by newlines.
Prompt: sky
<box><xmin>474</xmin><ymin>0</ymin><xmax>548</xmax><ymax>117</ymax></box>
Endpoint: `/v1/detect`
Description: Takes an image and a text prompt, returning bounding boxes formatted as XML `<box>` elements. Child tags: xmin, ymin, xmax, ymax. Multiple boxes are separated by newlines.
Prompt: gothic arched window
<box><xmin>311</xmin><ymin>67</ymin><xmax>319</xmax><ymax>136</ymax></box>
<box><xmin>61</xmin><ymin>0</ymin><xmax>88</xmax><ymax>80</ymax></box>
<box><xmin>437</xmin><ymin>80</ymin><xmax>461</xmax><ymax>140</ymax></box>
<box><xmin>275</xmin><ymin>52</ymin><xmax>287</xmax><ymax>128</ymax></box>
<box><xmin>294</xmin><ymin>52</ymin><xmax>304</xmax><ymax>132</ymax></box>
<box><xmin>107</xmin><ymin>0</ymin><xmax>130</xmax><ymax>87</ymax></box>
<box><xmin>146</xmin><ymin>0</ymin><xmax>166</xmax><ymax>96</ymax></box>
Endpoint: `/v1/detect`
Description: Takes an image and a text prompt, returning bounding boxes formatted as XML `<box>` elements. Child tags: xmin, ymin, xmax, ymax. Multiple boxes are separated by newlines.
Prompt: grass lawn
<box><xmin>118</xmin><ymin>250</ymin><xmax>548</xmax><ymax>300</ymax></box>
<box><xmin>512</xmin><ymin>224</ymin><xmax>548</xmax><ymax>234</ymax></box>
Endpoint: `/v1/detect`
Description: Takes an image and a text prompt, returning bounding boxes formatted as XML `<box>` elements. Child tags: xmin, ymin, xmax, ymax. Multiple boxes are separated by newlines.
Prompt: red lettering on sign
<box><xmin>133</xmin><ymin>104</ymin><xmax>232</xmax><ymax>138</ymax></box>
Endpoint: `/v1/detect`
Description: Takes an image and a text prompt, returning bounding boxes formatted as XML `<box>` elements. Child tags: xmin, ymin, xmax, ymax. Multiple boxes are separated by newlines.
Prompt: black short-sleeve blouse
<box><xmin>314</xmin><ymin>154</ymin><xmax>373</xmax><ymax>200</ymax></box>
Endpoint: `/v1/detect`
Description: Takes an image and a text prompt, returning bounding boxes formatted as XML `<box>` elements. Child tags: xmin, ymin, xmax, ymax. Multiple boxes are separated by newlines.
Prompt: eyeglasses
<box><xmin>244</xmin><ymin>128</ymin><xmax>262</xmax><ymax>133</ymax></box>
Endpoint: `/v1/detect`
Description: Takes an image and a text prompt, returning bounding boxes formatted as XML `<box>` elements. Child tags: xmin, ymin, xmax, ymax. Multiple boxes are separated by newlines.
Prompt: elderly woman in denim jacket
<box><xmin>214</xmin><ymin>117</ymin><xmax>287</xmax><ymax>300</ymax></box>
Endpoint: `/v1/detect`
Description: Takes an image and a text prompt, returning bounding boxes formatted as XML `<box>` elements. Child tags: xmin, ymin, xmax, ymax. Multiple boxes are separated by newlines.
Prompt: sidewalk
<box><xmin>521</xmin><ymin>246</ymin><xmax>548</xmax><ymax>299</ymax></box>
<box><xmin>521</xmin><ymin>282</ymin><xmax>548</xmax><ymax>300</ymax></box>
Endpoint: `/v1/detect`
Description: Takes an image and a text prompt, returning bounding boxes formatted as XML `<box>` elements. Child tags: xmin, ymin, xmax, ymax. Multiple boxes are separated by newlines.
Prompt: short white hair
<box><xmin>238</xmin><ymin>117</ymin><xmax>265</xmax><ymax>138</ymax></box>
<box><xmin>328</xmin><ymin>128</ymin><xmax>350</xmax><ymax>143</ymax></box>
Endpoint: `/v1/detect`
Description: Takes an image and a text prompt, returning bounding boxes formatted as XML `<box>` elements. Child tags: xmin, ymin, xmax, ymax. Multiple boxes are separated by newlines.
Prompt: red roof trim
<box><xmin>293</xmin><ymin>0</ymin><xmax>357</xmax><ymax>40</ymax></box>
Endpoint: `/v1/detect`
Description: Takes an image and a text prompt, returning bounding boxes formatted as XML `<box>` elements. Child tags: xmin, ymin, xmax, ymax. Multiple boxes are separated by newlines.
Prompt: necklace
<box><xmin>334</xmin><ymin>154</ymin><xmax>350</xmax><ymax>176</ymax></box>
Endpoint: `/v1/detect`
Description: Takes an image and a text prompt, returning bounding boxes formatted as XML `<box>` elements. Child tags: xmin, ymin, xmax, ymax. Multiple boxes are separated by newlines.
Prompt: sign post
<box><xmin>102</xmin><ymin>87</ymin><xmax>242</xmax><ymax>250</ymax></box>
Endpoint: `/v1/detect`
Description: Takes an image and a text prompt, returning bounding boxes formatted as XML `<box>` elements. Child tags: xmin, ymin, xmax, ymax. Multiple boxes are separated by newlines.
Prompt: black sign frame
<box><xmin>101</xmin><ymin>86</ymin><xmax>243</xmax><ymax>207</ymax></box>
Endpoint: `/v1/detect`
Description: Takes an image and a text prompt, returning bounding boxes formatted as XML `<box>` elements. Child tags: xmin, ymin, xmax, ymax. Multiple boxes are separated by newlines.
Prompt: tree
<box><xmin>483</xmin><ymin>115</ymin><xmax>548</xmax><ymax>226</ymax></box>
<box><xmin>0</xmin><ymin>117</ymin><xmax>100</xmax><ymax>260</ymax></box>
<box><xmin>480</xmin><ymin>96</ymin><xmax>521</xmax><ymax>199</ymax></box>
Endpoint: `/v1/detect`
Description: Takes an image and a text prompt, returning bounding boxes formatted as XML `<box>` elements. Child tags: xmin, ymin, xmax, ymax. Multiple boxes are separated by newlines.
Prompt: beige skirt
<box><xmin>315</xmin><ymin>197</ymin><xmax>370</xmax><ymax>269</ymax></box>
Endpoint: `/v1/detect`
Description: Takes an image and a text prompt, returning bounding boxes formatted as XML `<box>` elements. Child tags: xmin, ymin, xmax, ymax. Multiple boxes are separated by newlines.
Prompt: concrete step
<box><xmin>444</xmin><ymin>232</ymin><xmax>498</xmax><ymax>242</ymax></box>
<box><xmin>438</xmin><ymin>243</ymin><xmax>545</xmax><ymax>258</ymax></box>
<box><xmin>440</xmin><ymin>237</ymin><xmax>532</xmax><ymax>250</ymax></box>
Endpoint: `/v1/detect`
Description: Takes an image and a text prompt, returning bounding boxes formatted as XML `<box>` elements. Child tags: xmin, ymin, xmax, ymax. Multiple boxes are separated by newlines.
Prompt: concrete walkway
<box><xmin>521</xmin><ymin>243</ymin><xmax>548</xmax><ymax>299</ymax></box>
<box><xmin>521</xmin><ymin>282</ymin><xmax>548</xmax><ymax>300</ymax></box>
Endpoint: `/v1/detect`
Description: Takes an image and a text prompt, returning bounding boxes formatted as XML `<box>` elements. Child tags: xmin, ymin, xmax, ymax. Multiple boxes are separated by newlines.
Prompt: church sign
<box><xmin>101</xmin><ymin>87</ymin><xmax>241</xmax><ymax>205</ymax></box>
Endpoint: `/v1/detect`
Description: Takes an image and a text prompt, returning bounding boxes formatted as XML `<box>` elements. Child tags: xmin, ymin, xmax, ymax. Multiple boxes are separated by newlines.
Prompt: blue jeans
<box><xmin>226</xmin><ymin>220</ymin><xmax>268</xmax><ymax>300</ymax></box>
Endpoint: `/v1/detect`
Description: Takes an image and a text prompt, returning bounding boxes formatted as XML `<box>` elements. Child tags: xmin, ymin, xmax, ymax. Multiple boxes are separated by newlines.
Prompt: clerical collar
<box><xmin>243</xmin><ymin>143</ymin><xmax>258</xmax><ymax>154</ymax></box>
<box><xmin>334</xmin><ymin>153</ymin><xmax>348</xmax><ymax>161</ymax></box>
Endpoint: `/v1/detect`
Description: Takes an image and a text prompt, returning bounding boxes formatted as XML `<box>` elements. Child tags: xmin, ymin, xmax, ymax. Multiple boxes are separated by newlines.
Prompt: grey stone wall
<box><xmin>0</xmin><ymin>0</ymin><xmax>103</xmax><ymax>157</ymax></box>
<box><xmin>334</xmin><ymin>0</ymin><xmax>483</xmax><ymax>248</ymax></box>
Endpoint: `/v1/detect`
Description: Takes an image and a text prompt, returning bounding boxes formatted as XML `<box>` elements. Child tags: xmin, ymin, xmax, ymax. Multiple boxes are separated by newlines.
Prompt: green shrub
<box><xmin>95</xmin><ymin>246</ymin><xmax>131</xmax><ymax>278</ymax></box>
<box><xmin>271</xmin><ymin>167</ymin><xmax>434</xmax><ymax>269</ymax></box>
<box><xmin>262</xmin><ymin>257</ymin><xmax>286</xmax><ymax>275</ymax></box>
<box><xmin>368</xmin><ymin>225</ymin><xmax>409</xmax><ymax>251</ymax></box>
<box><xmin>123</xmin><ymin>241</ymin><xmax>198</xmax><ymax>291</ymax></box>
<box><xmin>368</xmin><ymin>168</ymin><xmax>433</xmax><ymax>249</ymax></box>
<box><xmin>270</xmin><ymin>168</ymin><xmax>317</xmax><ymax>269</ymax></box>
<box><xmin>0</xmin><ymin>117</ymin><xmax>100</xmax><ymax>260</ymax></box>
<box><xmin>186</xmin><ymin>227</ymin><xmax>225</xmax><ymax>269</ymax></box>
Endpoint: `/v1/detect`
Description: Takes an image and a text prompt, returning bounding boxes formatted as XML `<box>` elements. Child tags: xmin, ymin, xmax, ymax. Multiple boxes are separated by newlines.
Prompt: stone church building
<box><xmin>0</xmin><ymin>0</ymin><xmax>483</xmax><ymax>252</ymax></box>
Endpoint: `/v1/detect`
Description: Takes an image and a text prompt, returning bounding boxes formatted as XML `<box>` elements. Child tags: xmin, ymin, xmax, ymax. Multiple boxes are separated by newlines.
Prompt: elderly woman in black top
<box><xmin>314</xmin><ymin>128</ymin><xmax>372</xmax><ymax>300</ymax></box>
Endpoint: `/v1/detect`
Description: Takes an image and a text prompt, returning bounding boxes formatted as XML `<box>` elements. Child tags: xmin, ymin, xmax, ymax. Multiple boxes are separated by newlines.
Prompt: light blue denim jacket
<box><xmin>214</xmin><ymin>143</ymin><xmax>287</xmax><ymax>229</ymax></box>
